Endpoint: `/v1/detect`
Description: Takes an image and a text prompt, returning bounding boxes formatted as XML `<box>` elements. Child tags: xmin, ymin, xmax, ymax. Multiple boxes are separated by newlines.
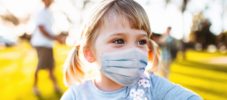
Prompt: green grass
<box><xmin>0</xmin><ymin>41</ymin><xmax>227</xmax><ymax>100</ymax></box>
<box><xmin>170</xmin><ymin>51</ymin><xmax>227</xmax><ymax>100</ymax></box>
<box><xmin>0</xmin><ymin>41</ymin><xmax>71</xmax><ymax>100</ymax></box>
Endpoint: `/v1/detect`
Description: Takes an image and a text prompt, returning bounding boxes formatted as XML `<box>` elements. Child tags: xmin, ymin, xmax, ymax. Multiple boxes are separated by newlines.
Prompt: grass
<box><xmin>169</xmin><ymin>51</ymin><xmax>227</xmax><ymax>100</ymax></box>
<box><xmin>0</xmin><ymin>41</ymin><xmax>71</xmax><ymax>100</ymax></box>
<box><xmin>0</xmin><ymin>41</ymin><xmax>227</xmax><ymax>100</ymax></box>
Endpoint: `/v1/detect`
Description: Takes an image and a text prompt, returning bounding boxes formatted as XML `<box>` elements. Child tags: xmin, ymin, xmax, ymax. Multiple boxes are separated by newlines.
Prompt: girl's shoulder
<box><xmin>61</xmin><ymin>81</ymin><xmax>92</xmax><ymax>100</ymax></box>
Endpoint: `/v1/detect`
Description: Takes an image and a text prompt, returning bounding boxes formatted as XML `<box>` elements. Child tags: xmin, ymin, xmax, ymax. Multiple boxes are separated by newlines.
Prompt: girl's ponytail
<box><xmin>64</xmin><ymin>45</ymin><xmax>85</xmax><ymax>86</ymax></box>
<box><xmin>147</xmin><ymin>39</ymin><xmax>161</xmax><ymax>73</ymax></box>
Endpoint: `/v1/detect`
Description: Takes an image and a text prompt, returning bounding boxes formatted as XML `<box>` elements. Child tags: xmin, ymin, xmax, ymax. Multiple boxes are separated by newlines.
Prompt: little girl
<box><xmin>61</xmin><ymin>0</ymin><xmax>202</xmax><ymax>100</ymax></box>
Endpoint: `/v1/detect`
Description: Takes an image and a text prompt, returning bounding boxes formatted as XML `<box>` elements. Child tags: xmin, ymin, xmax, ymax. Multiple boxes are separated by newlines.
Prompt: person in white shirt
<box><xmin>31</xmin><ymin>0</ymin><xmax>63</xmax><ymax>97</ymax></box>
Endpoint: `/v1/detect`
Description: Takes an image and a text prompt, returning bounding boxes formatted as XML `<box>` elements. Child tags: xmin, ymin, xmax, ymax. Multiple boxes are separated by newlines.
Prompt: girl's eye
<box><xmin>138</xmin><ymin>39</ymin><xmax>147</xmax><ymax>45</ymax></box>
<box><xmin>112</xmin><ymin>39</ymin><xmax>125</xmax><ymax>44</ymax></box>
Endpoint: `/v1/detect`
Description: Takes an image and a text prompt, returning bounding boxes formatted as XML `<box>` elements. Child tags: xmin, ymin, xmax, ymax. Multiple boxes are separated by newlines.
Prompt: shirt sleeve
<box><xmin>61</xmin><ymin>88</ymin><xmax>76</xmax><ymax>100</ymax></box>
<box><xmin>150</xmin><ymin>74</ymin><xmax>203</xmax><ymax>100</ymax></box>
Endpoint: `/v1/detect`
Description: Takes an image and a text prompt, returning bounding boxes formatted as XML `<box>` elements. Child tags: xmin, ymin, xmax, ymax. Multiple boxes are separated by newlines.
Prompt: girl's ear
<box><xmin>83</xmin><ymin>47</ymin><xmax>96</xmax><ymax>63</ymax></box>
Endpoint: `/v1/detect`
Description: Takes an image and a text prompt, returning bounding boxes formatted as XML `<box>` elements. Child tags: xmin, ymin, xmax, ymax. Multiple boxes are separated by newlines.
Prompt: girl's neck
<box><xmin>94</xmin><ymin>73</ymin><xmax>124</xmax><ymax>92</ymax></box>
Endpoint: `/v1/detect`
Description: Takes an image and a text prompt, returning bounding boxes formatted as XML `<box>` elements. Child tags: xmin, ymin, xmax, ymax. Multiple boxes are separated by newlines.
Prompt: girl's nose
<box><xmin>127</xmin><ymin>42</ymin><xmax>139</xmax><ymax>49</ymax></box>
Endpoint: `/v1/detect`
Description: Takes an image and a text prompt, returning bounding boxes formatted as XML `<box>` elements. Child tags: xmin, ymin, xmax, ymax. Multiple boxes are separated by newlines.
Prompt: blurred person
<box><xmin>61</xmin><ymin>0</ymin><xmax>201</xmax><ymax>100</ymax></box>
<box><xmin>158</xmin><ymin>26</ymin><xmax>178</xmax><ymax>78</ymax></box>
<box><xmin>30</xmin><ymin>0</ymin><xmax>63</xmax><ymax>97</ymax></box>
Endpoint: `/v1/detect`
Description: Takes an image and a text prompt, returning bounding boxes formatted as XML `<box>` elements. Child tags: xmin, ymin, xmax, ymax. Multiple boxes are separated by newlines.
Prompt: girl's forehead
<box><xmin>102</xmin><ymin>14</ymin><xmax>132</xmax><ymax>29</ymax></box>
<box><xmin>97</xmin><ymin>16</ymin><xmax>147</xmax><ymax>37</ymax></box>
<box><xmin>96</xmin><ymin>14</ymin><xmax>148</xmax><ymax>37</ymax></box>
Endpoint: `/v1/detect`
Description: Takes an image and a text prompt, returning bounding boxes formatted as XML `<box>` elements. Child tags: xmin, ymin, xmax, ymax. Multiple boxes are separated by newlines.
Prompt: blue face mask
<box><xmin>100</xmin><ymin>49</ymin><xmax>148</xmax><ymax>86</ymax></box>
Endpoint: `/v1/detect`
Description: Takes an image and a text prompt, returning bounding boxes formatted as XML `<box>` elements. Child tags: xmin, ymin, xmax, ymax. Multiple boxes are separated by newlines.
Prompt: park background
<box><xmin>0</xmin><ymin>0</ymin><xmax>227</xmax><ymax>100</ymax></box>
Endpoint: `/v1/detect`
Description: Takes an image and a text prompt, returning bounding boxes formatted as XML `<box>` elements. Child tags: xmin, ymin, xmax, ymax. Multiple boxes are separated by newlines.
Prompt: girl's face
<box><xmin>92</xmin><ymin>16</ymin><xmax>149</xmax><ymax>65</ymax></box>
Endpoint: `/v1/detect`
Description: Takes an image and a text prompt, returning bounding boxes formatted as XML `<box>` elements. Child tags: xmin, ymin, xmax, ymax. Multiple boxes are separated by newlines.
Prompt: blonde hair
<box><xmin>64</xmin><ymin>0</ymin><xmax>160</xmax><ymax>86</ymax></box>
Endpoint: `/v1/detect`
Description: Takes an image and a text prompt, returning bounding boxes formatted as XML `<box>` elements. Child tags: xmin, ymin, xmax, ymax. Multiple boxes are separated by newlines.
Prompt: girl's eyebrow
<box><xmin>109</xmin><ymin>33</ymin><xmax>125</xmax><ymax>36</ymax></box>
<box><xmin>138</xmin><ymin>34</ymin><xmax>148</xmax><ymax>38</ymax></box>
<box><xmin>113</xmin><ymin>33</ymin><xmax>148</xmax><ymax>38</ymax></box>
<box><xmin>109</xmin><ymin>31</ymin><xmax>147</xmax><ymax>37</ymax></box>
